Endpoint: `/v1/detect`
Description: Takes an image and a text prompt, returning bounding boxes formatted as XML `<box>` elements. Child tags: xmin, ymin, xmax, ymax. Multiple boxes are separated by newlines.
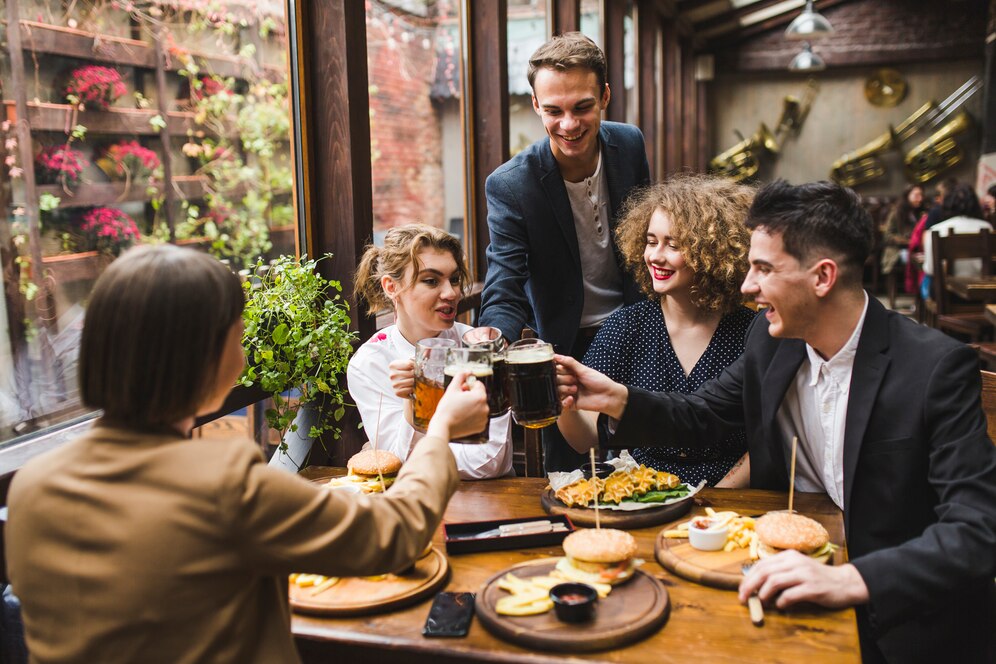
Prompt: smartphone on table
<box><xmin>422</xmin><ymin>591</ymin><xmax>475</xmax><ymax>638</ymax></box>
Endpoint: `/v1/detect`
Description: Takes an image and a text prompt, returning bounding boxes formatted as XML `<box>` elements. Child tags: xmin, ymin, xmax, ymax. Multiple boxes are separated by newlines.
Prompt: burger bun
<box><xmin>755</xmin><ymin>511</ymin><xmax>831</xmax><ymax>562</ymax></box>
<box><xmin>348</xmin><ymin>449</ymin><xmax>402</xmax><ymax>477</ymax></box>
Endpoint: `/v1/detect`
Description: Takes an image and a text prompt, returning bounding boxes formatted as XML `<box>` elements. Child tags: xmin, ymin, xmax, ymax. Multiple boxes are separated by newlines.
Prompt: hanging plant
<box><xmin>35</xmin><ymin>145</ymin><xmax>89</xmax><ymax>187</ymax></box>
<box><xmin>95</xmin><ymin>140</ymin><xmax>162</xmax><ymax>183</ymax></box>
<box><xmin>80</xmin><ymin>207</ymin><xmax>140</xmax><ymax>256</ymax></box>
<box><xmin>64</xmin><ymin>65</ymin><xmax>127</xmax><ymax>110</ymax></box>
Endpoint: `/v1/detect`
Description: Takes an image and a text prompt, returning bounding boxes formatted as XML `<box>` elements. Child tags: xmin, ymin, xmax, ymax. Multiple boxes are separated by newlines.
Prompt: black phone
<box><xmin>422</xmin><ymin>591</ymin><xmax>475</xmax><ymax>638</ymax></box>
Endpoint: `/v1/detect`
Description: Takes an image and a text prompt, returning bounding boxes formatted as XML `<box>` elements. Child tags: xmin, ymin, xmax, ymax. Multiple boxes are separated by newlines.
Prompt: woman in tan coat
<box><xmin>5</xmin><ymin>245</ymin><xmax>487</xmax><ymax>663</ymax></box>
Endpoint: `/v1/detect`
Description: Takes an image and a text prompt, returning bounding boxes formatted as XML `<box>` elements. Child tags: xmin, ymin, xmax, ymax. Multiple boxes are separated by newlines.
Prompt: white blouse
<box><xmin>346</xmin><ymin>323</ymin><xmax>514</xmax><ymax>480</ymax></box>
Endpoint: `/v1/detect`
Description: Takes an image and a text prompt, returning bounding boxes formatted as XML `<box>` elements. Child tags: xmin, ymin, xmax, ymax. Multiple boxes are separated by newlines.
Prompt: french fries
<box><xmin>289</xmin><ymin>573</ymin><xmax>342</xmax><ymax>596</ymax></box>
<box><xmin>494</xmin><ymin>569</ymin><xmax>613</xmax><ymax>616</ymax></box>
<box><xmin>663</xmin><ymin>507</ymin><xmax>759</xmax><ymax>554</ymax></box>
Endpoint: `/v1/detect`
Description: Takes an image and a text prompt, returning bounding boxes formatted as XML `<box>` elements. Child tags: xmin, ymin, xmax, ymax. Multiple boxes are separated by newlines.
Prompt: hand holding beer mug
<box><xmin>506</xmin><ymin>338</ymin><xmax>561</xmax><ymax>428</ymax></box>
<box><xmin>462</xmin><ymin>326</ymin><xmax>510</xmax><ymax>416</ymax></box>
<box><xmin>444</xmin><ymin>346</ymin><xmax>493</xmax><ymax>443</ymax></box>
<box><xmin>412</xmin><ymin>338</ymin><xmax>458</xmax><ymax>432</ymax></box>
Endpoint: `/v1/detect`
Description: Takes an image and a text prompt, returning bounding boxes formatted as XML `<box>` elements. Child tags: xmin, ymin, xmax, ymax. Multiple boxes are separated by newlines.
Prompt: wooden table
<box><xmin>293</xmin><ymin>469</ymin><xmax>860</xmax><ymax>663</ymax></box>
<box><xmin>945</xmin><ymin>275</ymin><xmax>996</xmax><ymax>302</ymax></box>
<box><xmin>985</xmin><ymin>304</ymin><xmax>996</xmax><ymax>327</ymax></box>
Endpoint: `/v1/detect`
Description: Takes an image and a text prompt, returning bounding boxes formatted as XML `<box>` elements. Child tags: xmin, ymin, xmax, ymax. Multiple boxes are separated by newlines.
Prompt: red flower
<box><xmin>100</xmin><ymin>140</ymin><xmax>161</xmax><ymax>180</ymax></box>
<box><xmin>64</xmin><ymin>66</ymin><xmax>126</xmax><ymax>110</ymax></box>
<box><xmin>36</xmin><ymin>145</ymin><xmax>89</xmax><ymax>186</ymax></box>
<box><xmin>80</xmin><ymin>207</ymin><xmax>140</xmax><ymax>256</ymax></box>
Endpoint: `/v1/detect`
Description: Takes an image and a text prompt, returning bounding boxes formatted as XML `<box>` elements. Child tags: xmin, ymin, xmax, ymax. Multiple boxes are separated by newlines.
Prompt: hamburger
<box><xmin>555</xmin><ymin>528</ymin><xmax>640</xmax><ymax>586</ymax></box>
<box><xmin>327</xmin><ymin>450</ymin><xmax>402</xmax><ymax>493</ymax></box>
<box><xmin>755</xmin><ymin>511</ymin><xmax>834</xmax><ymax>563</ymax></box>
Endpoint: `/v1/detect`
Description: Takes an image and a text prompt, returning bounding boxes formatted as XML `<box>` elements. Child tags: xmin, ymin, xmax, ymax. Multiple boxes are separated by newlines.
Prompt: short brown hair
<box><xmin>79</xmin><ymin>244</ymin><xmax>244</xmax><ymax>427</ymax></box>
<box><xmin>615</xmin><ymin>174</ymin><xmax>754</xmax><ymax>313</ymax></box>
<box><xmin>527</xmin><ymin>32</ymin><xmax>607</xmax><ymax>94</ymax></box>
<box><xmin>353</xmin><ymin>224</ymin><xmax>469</xmax><ymax>313</ymax></box>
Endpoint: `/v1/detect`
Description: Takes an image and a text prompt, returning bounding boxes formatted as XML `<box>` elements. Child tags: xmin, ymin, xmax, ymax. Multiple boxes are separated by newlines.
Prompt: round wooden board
<box><xmin>540</xmin><ymin>488</ymin><xmax>694</xmax><ymax>529</ymax></box>
<box><xmin>654</xmin><ymin>531</ymin><xmax>750</xmax><ymax>590</ymax></box>
<box><xmin>289</xmin><ymin>547</ymin><xmax>449</xmax><ymax>616</ymax></box>
<box><xmin>475</xmin><ymin>558</ymin><xmax>670</xmax><ymax>653</ymax></box>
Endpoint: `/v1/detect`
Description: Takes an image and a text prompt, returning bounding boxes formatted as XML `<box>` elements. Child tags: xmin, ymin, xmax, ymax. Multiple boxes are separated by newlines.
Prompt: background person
<box><xmin>919</xmin><ymin>182</ymin><xmax>992</xmax><ymax>301</ymax></box>
<box><xmin>557</xmin><ymin>174</ymin><xmax>756</xmax><ymax>487</ymax></box>
<box><xmin>478</xmin><ymin>31</ymin><xmax>650</xmax><ymax>472</ymax></box>
<box><xmin>349</xmin><ymin>224</ymin><xmax>513</xmax><ymax>480</ymax></box>
<box><xmin>879</xmin><ymin>184</ymin><xmax>925</xmax><ymax>281</ymax></box>
<box><xmin>5</xmin><ymin>244</ymin><xmax>488</xmax><ymax>663</ymax></box>
<box><xmin>555</xmin><ymin>180</ymin><xmax>996</xmax><ymax>662</ymax></box>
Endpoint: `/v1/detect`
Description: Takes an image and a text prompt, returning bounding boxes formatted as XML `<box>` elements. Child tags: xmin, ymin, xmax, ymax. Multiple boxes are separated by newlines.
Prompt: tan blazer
<box><xmin>5</xmin><ymin>423</ymin><xmax>459</xmax><ymax>663</ymax></box>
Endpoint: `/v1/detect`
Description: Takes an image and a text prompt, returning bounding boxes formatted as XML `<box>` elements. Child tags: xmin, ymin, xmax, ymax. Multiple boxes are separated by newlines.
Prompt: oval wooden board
<box><xmin>475</xmin><ymin>558</ymin><xmax>670</xmax><ymax>653</ymax></box>
<box><xmin>540</xmin><ymin>488</ymin><xmax>694</xmax><ymax>529</ymax></box>
<box><xmin>654</xmin><ymin>532</ymin><xmax>751</xmax><ymax>590</ymax></box>
<box><xmin>289</xmin><ymin>547</ymin><xmax>449</xmax><ymax>616</ymax></box>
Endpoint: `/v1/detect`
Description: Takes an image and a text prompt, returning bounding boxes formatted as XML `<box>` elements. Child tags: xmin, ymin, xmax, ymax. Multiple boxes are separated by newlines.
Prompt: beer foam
<box><xmin>443</xmin><ymin>363</ymin><xmax>493</xmax><ymax>377</ymax></box>
<box><xmin>506</xmin><ymin>348</ymin><xmax>554</xmax><ymax>363</ymax></box>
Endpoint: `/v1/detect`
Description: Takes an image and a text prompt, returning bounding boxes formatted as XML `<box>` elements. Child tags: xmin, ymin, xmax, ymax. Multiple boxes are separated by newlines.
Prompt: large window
<box><xmin>507</xmin><ymin>0</ymin><xmax>547</xmax><ymax>156</ymax></box>
<box><xmin>0</xmin><ymin>0</ymin><xmax>298</xmax><ymax>449</ymax></box>
<box><xmin>580</xmin><ymin>0</ymin><xmax>602</xmax><ymax>48</ymax></box>
<box><xmin>365</xmin><ymin>0</ymin><xmax>465</xmax><ymax>245</ymax></box>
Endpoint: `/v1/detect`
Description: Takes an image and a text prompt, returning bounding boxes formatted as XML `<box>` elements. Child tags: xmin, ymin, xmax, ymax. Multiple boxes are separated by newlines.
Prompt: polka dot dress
<box><xmin>583</xmin><ymin>300</ymin><xmax>757</xmax><ymax>485</ymax></box>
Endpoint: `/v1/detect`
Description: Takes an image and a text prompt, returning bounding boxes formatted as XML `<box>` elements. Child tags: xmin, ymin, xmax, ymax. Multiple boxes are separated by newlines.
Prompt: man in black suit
<box><xmin>556</xmin><ymin>180</ymin><xmax>996</xmax><ymax>662</ymax></box>
<box><xmin>477</xmin><ymin>32</ymin><xmax>650</xmax><ymax>472</ymax></box>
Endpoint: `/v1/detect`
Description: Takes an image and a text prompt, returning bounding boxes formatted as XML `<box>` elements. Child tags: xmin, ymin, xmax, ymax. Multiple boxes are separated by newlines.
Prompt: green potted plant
<box><xmin>239</xmin><ymin>254</ymin><xmax>356</xmax><ymax>466</ymax></box>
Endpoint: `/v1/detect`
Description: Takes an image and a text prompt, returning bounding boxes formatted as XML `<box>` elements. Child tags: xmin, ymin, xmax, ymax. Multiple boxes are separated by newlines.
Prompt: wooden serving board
<box><xmin>654</xmin><ymin>532</ymin><xmax>751</xmax><ymax>590</ymax></box>
<box><xmin>475</xmin><ymin>558</ymin><xmax>670</xmax><ymax>653</ymax></box>
<box><xmin>540</xmin><ymin>488</ymin><xmax>694</xmax><ymax>529</ymax></box>
<box><xmin>289</xmin><ymin>547</ymin><xmax>449</xmax><ymax>616</ymax></box>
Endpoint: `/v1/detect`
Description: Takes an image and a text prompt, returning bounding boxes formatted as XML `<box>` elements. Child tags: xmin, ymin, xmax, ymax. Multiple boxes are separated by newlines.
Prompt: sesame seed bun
<box><xmin>562</xmin><ymin>528</ymin><xmax>638</xmax><ymax>564</ymax></box>
<box><xmin>347</xmin><ymin>450</ymin><xmax>402</xmax><ymax>477</ymax></box>
<box><xmin>755</xmin><ymin>512</ymin><xmax>829</xmax><ymax>555</ymax></box>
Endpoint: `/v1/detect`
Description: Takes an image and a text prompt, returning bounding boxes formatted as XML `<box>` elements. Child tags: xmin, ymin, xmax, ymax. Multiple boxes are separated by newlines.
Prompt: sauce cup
<box><xmin>550</xmin><ymin>582</ymin><xmax>598</xmax><ymax>623</ymax></box>
<box><xmin>687</xmin><ymin>517</ymin><xmax>728</xmax><ymax>551</ymax></box>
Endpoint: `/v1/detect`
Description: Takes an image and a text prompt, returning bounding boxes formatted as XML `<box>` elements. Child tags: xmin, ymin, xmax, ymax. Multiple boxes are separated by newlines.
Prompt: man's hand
<box><xmin>388</xmin><ymin>359</ymin><xmax>415</xmax><ymax>398</ymax></box>
<box><xmin>738</xmin><ymin>550</ymin><xmax>870</xmax><ymax>610</ymax></box>
<box><xmin>554</xmin><ymin>354</ymin><xmax>629</xmax><ymax>420</ymax></box>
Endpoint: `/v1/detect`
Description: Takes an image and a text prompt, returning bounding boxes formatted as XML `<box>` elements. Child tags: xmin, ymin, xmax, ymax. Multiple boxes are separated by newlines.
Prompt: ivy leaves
<box><xmin>239</xmin><ymin>254</ymin><xmax>357</xmax><ymax>457</ymax></box>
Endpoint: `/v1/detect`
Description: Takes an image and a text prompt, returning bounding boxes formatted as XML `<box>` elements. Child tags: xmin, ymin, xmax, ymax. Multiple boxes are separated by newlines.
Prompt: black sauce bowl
<box><xmin>581</xmin><ymin>462</ymin><xmax>614</xmax><ymax>480</ymax></box>
<box><xmin>549</xmin><ymin>582</ymin><xmax>598</xmax><ymax>623</ymax></box>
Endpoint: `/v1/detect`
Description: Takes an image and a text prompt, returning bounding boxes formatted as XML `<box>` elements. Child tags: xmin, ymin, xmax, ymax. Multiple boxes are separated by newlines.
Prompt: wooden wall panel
<box><xmin>604</xmin><ymin>0</ymin><xmax>626</xmax><ymax>123</ymax></box>
<box><xmin>551</xmin><ymin>0</ymin><xmax>581</xmax><ymax>35</ymax></box>
<box><xmin>637</xmin><ymin>0</ymin><xmax>659</xmax><ymax>179</ymax></box>
<box><xmin>681</xmin><ymin>39</ymin><xmax>697</xmax><ymax>170</ymax></box>
<box><xmin>663</xmin><ymin>19</ymin><xmax>682</xmax><ymax>175</ymax></box>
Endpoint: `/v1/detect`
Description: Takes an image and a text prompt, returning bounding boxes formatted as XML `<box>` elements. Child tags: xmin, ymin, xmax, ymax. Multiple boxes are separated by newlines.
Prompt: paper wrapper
<box><xmin>548</xmin><ymin>451</ymin><xmax>705</xmax><ymax>511</ymax></box>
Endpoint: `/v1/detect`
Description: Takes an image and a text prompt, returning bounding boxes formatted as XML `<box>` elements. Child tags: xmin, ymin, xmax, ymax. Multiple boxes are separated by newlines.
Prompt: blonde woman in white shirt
<box><xmin>348</xmin><ymin>224</ymin><xmax>513</xmax><ymax>479</ymax></box>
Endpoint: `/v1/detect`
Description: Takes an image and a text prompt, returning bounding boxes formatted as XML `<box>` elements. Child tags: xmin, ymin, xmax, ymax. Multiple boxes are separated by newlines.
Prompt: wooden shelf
<box><xmin>36</xmin><ymin>177</ymin><xmax>209</xmax><ymax>208</ymax></box>
<box><xmin>40</xmin><ymin>250</ymin><xmax>111</xmax><ymax>283</ymax></box>
<box><xmin>3</xmin><ymin>100</ymin><xmax>195</xmax><ymax>135</ymax></box>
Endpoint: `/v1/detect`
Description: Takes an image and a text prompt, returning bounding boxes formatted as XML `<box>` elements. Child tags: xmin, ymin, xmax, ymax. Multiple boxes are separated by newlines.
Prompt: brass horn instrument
<box><xmin>830</xmin><ymin>76</ymin><xmax>982</xmax><ymax>187</ymax></box>
<box><xmin>708</xmin><ymin>123</ymin><xmax>778</xmax><ymax>183</ymax></box>
<box><xmin>904</xmin><ymin>110</ymin><xmax>972</xmax><ymax>184</ymax></box>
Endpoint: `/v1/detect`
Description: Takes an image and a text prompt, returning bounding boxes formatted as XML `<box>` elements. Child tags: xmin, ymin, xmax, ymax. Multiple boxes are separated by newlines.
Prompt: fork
<box><xmin>741</xmin><ymin>562</ymin><xmax>764</xmax><ymax>627</ymax></box>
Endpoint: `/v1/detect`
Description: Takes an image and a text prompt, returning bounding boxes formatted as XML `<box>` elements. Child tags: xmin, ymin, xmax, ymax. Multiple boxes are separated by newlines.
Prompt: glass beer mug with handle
<box><xmin>505</xmin><ymin>338</ymin><xmax>562</xmax><ymax>429</ymax></box>
<box><xmin>462</xmin><ymin>326</ymin><xmax>510</xmax><ymax>416</ymax></box>
<box><xmin>412</xmin><ymin>337</ymin><xmax>458</xmax><ymax>432</ymax></box>
<box><xmin>443</xmin><ymin>346</ymin><xmax>493</xmax><ymax>444</ymax></box>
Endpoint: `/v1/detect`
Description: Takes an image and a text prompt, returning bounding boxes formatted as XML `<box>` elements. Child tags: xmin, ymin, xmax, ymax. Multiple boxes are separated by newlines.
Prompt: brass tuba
<box><xmin>708</xmin><ymin>123</ymin><xmax>778</xmax><ymax>182</ymax></box>
<box><xmin>904</xmin><ymin>110</ymin><xmax>973</xmax><ymax>184</ymax></box>
<box><xmin>829</xmin><ymin>101</ymin><xmax>935</xmax><ymax>187</ymax></box>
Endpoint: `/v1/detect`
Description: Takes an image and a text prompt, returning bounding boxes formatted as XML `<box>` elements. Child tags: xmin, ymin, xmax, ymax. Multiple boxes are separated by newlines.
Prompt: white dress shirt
<box><xmin>776</xmin><ymin>293</ymin><xmax>869</xmax><ymax>509</ymax></box>
<box><xmin>346</xmin><ymin>323</ymin><xmax>514</xmax><ymax>480</ymax></box>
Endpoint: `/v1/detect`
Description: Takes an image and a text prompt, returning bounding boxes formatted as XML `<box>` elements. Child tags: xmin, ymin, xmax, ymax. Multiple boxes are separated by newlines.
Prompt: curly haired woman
<box><xmin>557</xmin><ymin>174</ymin><xmax>756</xmax><ymax>486</ymax></box>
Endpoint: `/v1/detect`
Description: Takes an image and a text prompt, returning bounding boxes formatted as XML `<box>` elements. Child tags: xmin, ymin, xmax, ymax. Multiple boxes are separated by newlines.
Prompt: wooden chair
<box><xmin>980</xmin><ymin>370</ymin><xmax>996</xmax><ymax>445</ymax></box>
<box><xmin>930</xmin><ymin>229</ymin><xmax>993</xmax><ymax>342</ymax></box>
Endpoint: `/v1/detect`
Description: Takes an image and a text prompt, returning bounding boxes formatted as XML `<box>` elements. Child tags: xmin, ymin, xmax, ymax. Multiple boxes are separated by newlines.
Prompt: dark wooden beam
<box><xmin>719</xmin><ymin>42</ymin><xmax>985</xmax><ymax>72</ymax></box>
<box><xmin>466</xmin><ymin>1</ymin><xmax>510</xmax><ymax>282</ymax></box>
<box><xmin>676</xmin><ymin>0</ymin><xmax>727</xmax><ymax>14</ymax></box>
<box><xmin>663</xmin><ymin>18</ymin><xmax>683</xmax><ymax>174</ymax></box>
<box><xmin>696</xmin><ymin>76</ymin><xmax>710</xmax><ymax>172</ymax></box>
<box><xmin>551</xmin><ymin>0</ymin><xmax>581</xmax><ymax>34</ymax></box>
<box><xmin>695</xmin><ymin>0</ymin><xmax>788</xmax><ymax>31</ymax></box>
<box><xmin>604</xmin><ymin>0</ymin><xmax>626</xmax><ymax>123</ymax></box>
<box><xmin>681</xmin><ymin>39</ymin><xmax>697</xmax><ymax>170</ymax></box>
<box><xmin>983</xmin><ymin>0</ymin><xmax>996</xmax><ymax>153</ymax></box>
<box><xmin>707</xmin><ymin>0</ymin><xmax>852</xmax><ymax>44</ymax></box>
<box><xmin>637</xmin><ymin>0</ymin><xmax>660</xmax><ymax>178</ymax></box>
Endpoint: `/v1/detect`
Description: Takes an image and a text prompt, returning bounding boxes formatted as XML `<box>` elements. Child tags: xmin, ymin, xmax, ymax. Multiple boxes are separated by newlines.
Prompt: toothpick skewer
<box><xmin>788</xmin><ymin>435</ymin><xmax>798</xmax><ymax>513</ymax></box>
<box><xmin>590</xmin><ymin>447</ymin><xmax>601</xmax><ymax>530</ymax></box>
<box><xmin>373</xmin><ymin>393</ymin><xmax>387</xmax><ymax>494</ymax></box>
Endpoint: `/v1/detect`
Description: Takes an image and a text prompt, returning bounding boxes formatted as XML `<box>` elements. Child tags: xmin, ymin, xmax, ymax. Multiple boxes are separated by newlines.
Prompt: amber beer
<box><xmin>412</xmin><ymin>338</ymin><xmax>458</xmax><ymax>432</ymax></box>
<box><xmin>462</xmin><ymin>327</ymin><xmax>510</xmax><ymax>416</ymax></box>
<box><xmin>506</xmin><ymin>339</ymin><xmax>561</xmax><ymax>429</ymax></box>
<box><xmin>443</xmin><ymin>347</ymin><xmax>492</xmax><ymax>444</ymax></box>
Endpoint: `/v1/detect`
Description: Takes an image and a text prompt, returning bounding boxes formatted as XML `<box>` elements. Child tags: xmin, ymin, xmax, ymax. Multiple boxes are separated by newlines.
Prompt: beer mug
<box><xmin>505</xmin><ymin>338</ymin><xmax>561</xmax><ymax>429</ymax></box>
<box><xmin>462</xmin><ymin>326</ymin><xmax>510</xmax><ymax>416</ymax></box>
<box><xmin>412</xmin><ymin>338</ymin><xmax>458</xmax><ymax>432</ymax></box>
<box><xmin>443</xmin><ymin>346</ymin><xmax>493</xmax><ymax>444</ymax></box>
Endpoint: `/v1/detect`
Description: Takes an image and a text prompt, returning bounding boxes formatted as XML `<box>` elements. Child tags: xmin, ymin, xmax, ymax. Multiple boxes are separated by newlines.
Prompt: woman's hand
<box><xmin>388</xmin><ymin>359</ymin><xmax>415</xmax><ymax>398</ymax></box>
<box><xmin>427</xmin><ymin>371</ymin><xmax>488</xmax><ymax>441</ymax></box>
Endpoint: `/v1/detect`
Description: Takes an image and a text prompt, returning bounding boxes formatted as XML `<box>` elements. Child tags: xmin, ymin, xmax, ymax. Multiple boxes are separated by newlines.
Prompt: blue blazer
<box><xmin>479</xmin><ymin>121</ymin><xmax>651</xmax><ymax>354</ymax></box>
<box><xmin>610</xmin><ymin>296</ymin><xmax>996</xmax><ymax>661</ymax></box>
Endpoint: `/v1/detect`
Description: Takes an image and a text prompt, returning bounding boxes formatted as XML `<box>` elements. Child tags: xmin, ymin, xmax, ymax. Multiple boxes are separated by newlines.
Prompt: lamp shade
<box><xmin>785</xmin><ymin>0</ymin><xmax>834</xmax><ymax>40</ymax></box>
<box><xmin>788</xmin><ymin>42</ymin><xmax>826</xmax><ymax>72</ymax></box>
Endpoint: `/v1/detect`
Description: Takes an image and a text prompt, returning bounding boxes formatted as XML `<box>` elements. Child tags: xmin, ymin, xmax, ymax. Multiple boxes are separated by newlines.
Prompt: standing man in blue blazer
<box><xmin>478</xmin><ymin>32</ymin><xmax>650</xmax><ymax>472</ymax></box>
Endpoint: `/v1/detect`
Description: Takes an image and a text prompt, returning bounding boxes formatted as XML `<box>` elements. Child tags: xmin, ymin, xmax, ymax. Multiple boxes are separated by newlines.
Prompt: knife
<box><xmin>448</xmin><ymin>520</ymin><xmax>568</xmax><ymax>541</ymax></box>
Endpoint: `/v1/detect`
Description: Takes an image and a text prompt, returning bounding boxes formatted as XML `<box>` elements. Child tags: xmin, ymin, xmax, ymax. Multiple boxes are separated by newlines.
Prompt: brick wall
<box><xmin>715</xmin><ymin>0</ymin><xmax>988</xmax><ymax>72</ymax></box>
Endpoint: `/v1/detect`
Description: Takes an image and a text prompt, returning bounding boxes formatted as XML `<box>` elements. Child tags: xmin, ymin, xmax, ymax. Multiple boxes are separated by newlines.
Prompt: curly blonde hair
<box><xmin>353</xmin><ymin>224</ymin><xmax>469</xmax><ymax>314</ymax></box>
<box><xmin>615</xmin><ymin>174</ymin><xmax>754</xmax><ymax>313</ymax></box>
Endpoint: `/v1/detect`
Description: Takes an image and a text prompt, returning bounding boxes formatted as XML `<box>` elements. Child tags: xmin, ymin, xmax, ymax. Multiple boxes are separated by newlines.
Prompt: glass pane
<box><xmin>507</xmin><ymin>0</ymin><xmax>548</xmax><ymax>156</ymax></box>
<box><xmin>580</xmin><ymin>0</ymin><xmax>602</xmax><ymax>49</ymax></box>
<box><xmin>366</xmin><ymin>0</ymin><xmax>465</xmax><ymax>246</ymax></box>
<box><xmin>0</xmin><ymin>1</ymin><xmax>300</xmax><ymax>448</ymax></box>
<box><xmin>624</xmin><ymin>2</ymin><xmax>637</xmax><ymax>126</ymax></box>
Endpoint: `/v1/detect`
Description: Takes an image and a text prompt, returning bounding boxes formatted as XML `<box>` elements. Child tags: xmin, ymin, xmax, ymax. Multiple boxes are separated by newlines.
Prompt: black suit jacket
<box><xmin>479</xmin><ymin>121</ymin><xmax>650</xmax><ymax>356</ymax></box>
<box><xmin>610</xmin><ymin>297</ymin><xmax>996</xmax><ymax>662</ymax></box>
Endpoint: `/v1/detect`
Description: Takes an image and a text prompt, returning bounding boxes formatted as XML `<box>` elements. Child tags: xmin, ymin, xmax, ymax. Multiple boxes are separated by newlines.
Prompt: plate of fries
<box><xmin>654</xmin><ymin>508</ymin><xmax>763</xmax><ymax>590</ymax></box>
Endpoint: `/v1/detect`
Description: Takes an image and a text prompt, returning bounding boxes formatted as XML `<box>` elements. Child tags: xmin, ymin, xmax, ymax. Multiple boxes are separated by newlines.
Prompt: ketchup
<box><xmin>559</xmin><ymin>593</ymin><xmax>590</xmax><ymax>604</ymax></box>
<box><xmin>691</xmin><ymin>517</ymin><xmax>714</xmax><ymax>530</ymax></box>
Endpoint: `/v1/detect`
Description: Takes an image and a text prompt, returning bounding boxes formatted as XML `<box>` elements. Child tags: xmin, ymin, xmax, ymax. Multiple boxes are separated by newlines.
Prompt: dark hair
<box><xmin>746</xmin><ymin>180</ymin><xmax>873</xmax><ymax>286</ymax></box>
<box><xmin>80</xmin><ymin>244</ymin><xmax>245</xmax><ymax>427</ymax></box>
<box><xmin>527</xmin><ymin>32</ymin><xmax>607</xmax><ymax>94</ymax></box>
<box><xmin>894</xmin><ymin>184</ymin><xmax>925</xmax><ymax>224</ymax></box>
<box><xmin>615</xmin><ymin>174</ymin><xmax>754</xmax><ymax>313</ymax></box>
<box><xmin>988</xmin><ymin>184</ymin><xmax>996</xmax><ymax>199</ymax></box>
<box><xmin>939</xmin><ymin>183</ymin><xmax>984</xmax><ymax>221</ymax></box>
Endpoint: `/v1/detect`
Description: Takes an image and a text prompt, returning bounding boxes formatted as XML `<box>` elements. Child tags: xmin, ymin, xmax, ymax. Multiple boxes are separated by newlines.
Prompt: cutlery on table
<box><xmin>448</xmin><ymin>520</ymin><xmax>568</xmax><ymax>541</ymax></box>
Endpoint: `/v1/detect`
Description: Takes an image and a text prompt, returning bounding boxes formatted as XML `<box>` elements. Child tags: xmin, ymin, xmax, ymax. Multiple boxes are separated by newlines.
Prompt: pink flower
<box><xmin>100</xmin><ymin>140</ymin><xmax>161</xmax><ymax>179</ymax></box>
<box><xmin>64</xmin><ymin>66</ymin><xmax>126</xmax><ymax>110</ymax></box>
<box><xmin>80</xmin><ymin>207</ymin><xmax>140</xmax><ymax>256</ymax></box>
